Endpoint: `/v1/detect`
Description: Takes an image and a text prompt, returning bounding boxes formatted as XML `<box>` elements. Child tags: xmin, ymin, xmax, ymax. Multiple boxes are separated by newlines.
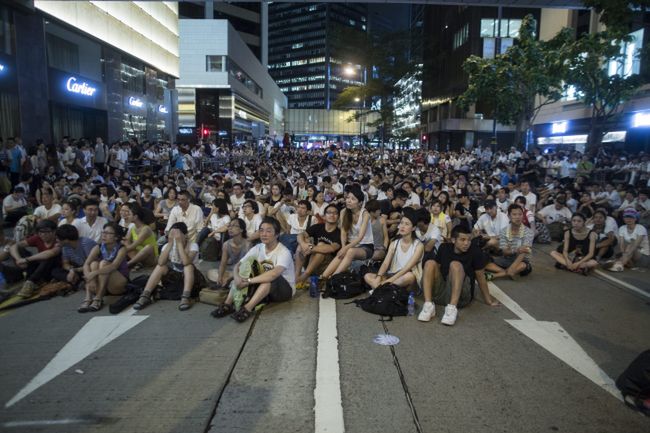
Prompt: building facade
<box><xmin>0</xmin><ymin>1</ymin><xmax>179</xmax><ymax>146</ymax></box>
<box><xmin>176</xmin><ymin>19</ymin><xmax>286</xmax><ymax>146</ymax></box>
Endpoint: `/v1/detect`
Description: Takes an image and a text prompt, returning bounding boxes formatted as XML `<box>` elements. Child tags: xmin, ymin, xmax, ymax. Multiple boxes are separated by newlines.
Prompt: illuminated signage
<box><xmin>0</xmin><ymin>64</ymin><xmax>5</xmax><ymax>72</ymax></box>
<box><xmin>178</xmin><ymin>128</ymin><xmax>193</xmax><ymax>135</ymax></box>
<box><xmin>66</xmin><ymin>76</ymin><xmax>97</xmax><ymax>96</ymax></box>
<box><xmin>632</xmin><ymin>112</ymin><xmax>650</xmax><ymax>128</ymax></box>
<box><xmin>551</xmin><ymin>121</ymin><xmax>568</xmax><ymax>134</ymax></box>
<box><xmin>158</xmin><ymin>105</ymin><xmax>168</xmax><ymax>114</ymax></box>
<box><xmin>128</xmin><ymin>97</ymin><xmax>144</xmax><ymax>108</ymax></box>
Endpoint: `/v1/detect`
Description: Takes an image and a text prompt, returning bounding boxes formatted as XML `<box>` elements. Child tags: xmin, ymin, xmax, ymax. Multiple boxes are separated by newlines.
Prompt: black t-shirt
<box><xmin>380</xmin><ymin>199</ymin><xmax>401</xmax><ymax>217</ymax></box>
<box><xmin>306</xmin><ymin>223</ymin><xmax>341</xmax><ymax>249</ymax></box>
<box><xmin>435</xmin><ymin>242</ymin><xmax>488</xmax><ymax>281</ymax></box>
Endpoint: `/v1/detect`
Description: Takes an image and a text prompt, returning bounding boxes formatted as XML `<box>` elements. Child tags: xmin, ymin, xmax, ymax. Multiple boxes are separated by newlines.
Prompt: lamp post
<box><xmin>354</xmin><ymin>97</ymin><xmax>362</xmax><ymax>147</ymax></box>
<box><xmin>344</xmin><ymin>65</ymin><xmax>366</xmax><ymax>148</ymax></box>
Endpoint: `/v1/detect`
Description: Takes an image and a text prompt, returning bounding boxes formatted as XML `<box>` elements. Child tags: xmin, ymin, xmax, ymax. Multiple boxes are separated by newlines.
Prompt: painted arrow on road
<box><xmin>5</xmin><ymin>309</ymin><xmax>148</xmax><ymax>408</ymax></box>
<box><xmin>488</xmin><ymin>282</ymin><xmax>621</xmax><ymax>401</ymax></box>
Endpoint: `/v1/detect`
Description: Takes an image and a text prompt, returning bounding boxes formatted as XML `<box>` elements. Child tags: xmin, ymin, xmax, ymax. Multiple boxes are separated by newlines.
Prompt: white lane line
<box><xmin>594</xmin><ymin>269</ymin><xmax>650</xmax><ymax>300</ymax></box>
<box><xmin>314</xmin><ymin>297</ymin><xmax>345</xmax><ymax>433</ymax></box>
<box><xmin>5</xmin><ymin>313</ymin><xmax>148</xmax><ymax>408</ymax></box>
<box><xmin>489</xmin><ymin>281</ymin><xmax>621</xmax><ymax>401</ymax></box>
<box><xmin>2</xmin><ymin>419</ymin><xmax>94</xmax><ymax>427</ymax></box>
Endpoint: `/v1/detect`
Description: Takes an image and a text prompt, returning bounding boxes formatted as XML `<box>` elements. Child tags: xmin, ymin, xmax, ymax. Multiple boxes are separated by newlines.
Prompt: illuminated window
<box><xmin>292</xmin><ymin>43</ymin><xmax>304</xmax><ymax>49</ymax></box>
<box><xmin>608</xmin><ymin>29</ymin><xmax>644</xmax><ymax>78</ymax></box>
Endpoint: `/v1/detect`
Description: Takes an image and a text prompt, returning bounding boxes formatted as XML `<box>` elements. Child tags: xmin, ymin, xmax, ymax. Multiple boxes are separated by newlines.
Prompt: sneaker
<box><xmin>17</xmin><ymin>280</ymin><xmax>38</xmax><ymax>298</ymax></box>
<box><xmin>417</xmin><ymin>302</ymin><xmax>436</xmax><ymax>322</ymax></box>
<box><xmin>609</xmin><ymin>262</ymin><xmax>624</xmax><ymax>272</ymax></box>
<box><xmin>440</xmin><ymin>304</ymin><xmax>458</xmax><ymax>326</ymax></box>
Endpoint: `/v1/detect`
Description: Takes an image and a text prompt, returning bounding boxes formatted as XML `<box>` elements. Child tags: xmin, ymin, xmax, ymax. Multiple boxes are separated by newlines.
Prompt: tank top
<box><xmin>371</xmin><ymin>218</ymin><xmax>385</xmax><ymax>250</ymax></box>
<box><xmin>348</xmin><ymin>208</ymin><xmax>374</xmax><ymax>245</ymax></box>
<box><xmin>566</xmin><ymin>230</ymin><xmax>592</xmax><ymax>256</ymax></box>
<box><xmin>100</xmin><ymin>243</ymin><xmax>129</xmax><ymax>278</ymax></box>
<box><xmin>225</xmin><ymin>239</ymin><xmax>251</xmax><ymax>267</ymax></box>
<box><xmin>159</xmin><ymin>199</ymin><xmax>175</xmax><ymax>217</ymax></box>
<box><xmin>130</xmin><ymin>226</ymin><xmax>159</xmax><ymax>257</ymax></box>
<box><xmin>389</xmin><ymin>239</ymin><xmax>420</xmax><ymax>273</ymax></box>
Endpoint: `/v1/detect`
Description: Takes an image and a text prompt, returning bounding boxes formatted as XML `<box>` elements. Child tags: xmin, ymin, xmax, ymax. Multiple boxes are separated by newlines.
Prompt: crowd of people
<box><xmin>0</xmin><ymin>134</ymin><xmax>649</xmax><ymax>326</ymax></box>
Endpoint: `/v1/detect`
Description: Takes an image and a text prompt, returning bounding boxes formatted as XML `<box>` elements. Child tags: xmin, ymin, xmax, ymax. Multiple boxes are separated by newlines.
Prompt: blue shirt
<box><xmin>62</xmin><ymin>237</ymin><xmax>97</xmax><ymax>267</ymax></box>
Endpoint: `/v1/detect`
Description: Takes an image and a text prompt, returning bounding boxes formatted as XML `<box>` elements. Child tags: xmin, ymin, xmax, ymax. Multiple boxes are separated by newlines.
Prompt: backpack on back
<box><xmin>322</xmin><ymin>271</ymin><xmax>366</xmax><ymax>299</ymax></box>
<box><xmin>616</xmin><ymin>349</ymin><xmax>650</xmax><ymax>416</ymax></box>
<box><xmin>353</xmin><ymin>283</ymin><xmax>409</xmax><ymax>317</ymax></box>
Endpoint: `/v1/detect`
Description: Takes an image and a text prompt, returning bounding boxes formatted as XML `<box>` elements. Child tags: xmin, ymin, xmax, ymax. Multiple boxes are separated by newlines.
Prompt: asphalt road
<box><xmin>0</xmin><ymin>247</ymin><xmax>649</xmax><ymax>433</ymax></box>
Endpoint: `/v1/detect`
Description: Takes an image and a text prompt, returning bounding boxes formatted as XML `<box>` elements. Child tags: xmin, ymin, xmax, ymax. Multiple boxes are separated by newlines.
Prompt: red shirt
<box><xmin>26</xmin><ymin>235</ymin><xmax>58</xmax><ymax>253</ymax></box>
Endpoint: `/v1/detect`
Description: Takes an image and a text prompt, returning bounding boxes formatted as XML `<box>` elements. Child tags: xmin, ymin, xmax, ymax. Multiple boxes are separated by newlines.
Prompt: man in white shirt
<box><xmin>165</xmin><ymin>190</ymin><xmax>204</xmax><ymax>242</ymax></box>
<box><xmin>537</xmin><ymin>194</ymin><xmax>572</xmax><ymax>241</ymax></box>
<box><xmin>229</xmin><ymin>183</ymin><xmax>246</xmax><ymax>214</ymax></box>
<box><xmin>3</xmin><ymin>186</ymin><xmax>29</xmax><ymax>224</ymax></box>
<box><xmin>402</xmin><ymin>181</ymin><xmax>421</xmax><ymax>209</ymax></box>
<box><xmin>73</xmin><ymin>199</ymin><xmax>108</xmax><ymax>243</ymax></box>
<box><xmin>474</xmin><ymin>201</ymin><xmax>510</xmax><ymax>252</ymax></box>
<box><xmin>33</xmin><ymin>189</ymin><xmax>62</xmax><ymax>224</ymax></box>
<box><xmin>519</xmin><ymin>181</ymin><xmax>537</xmax><ymax>212</ymax></box>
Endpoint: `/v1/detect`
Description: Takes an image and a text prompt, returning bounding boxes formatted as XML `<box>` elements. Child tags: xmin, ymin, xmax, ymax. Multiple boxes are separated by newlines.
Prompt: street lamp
<box><xmin>344</xmin><ymin>66</ymin><xmax>366</xmax><ymax>148</ymax></box>
<box><xmin>354</xmin><ymin>97</ymin><xmax>362</xmax><ymax>147</ymax></box>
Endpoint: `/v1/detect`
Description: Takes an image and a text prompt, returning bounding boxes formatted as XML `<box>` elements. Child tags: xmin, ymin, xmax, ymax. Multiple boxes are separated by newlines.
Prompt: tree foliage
<box><xmin>458</xmin><ymin>15</ymin><xmax>572</xmax><ymax>147</ymax></box>
<box><xmin>582</xmin><ymin>0</ymin><xmax>650</xmax><ymax>36</ymax></box>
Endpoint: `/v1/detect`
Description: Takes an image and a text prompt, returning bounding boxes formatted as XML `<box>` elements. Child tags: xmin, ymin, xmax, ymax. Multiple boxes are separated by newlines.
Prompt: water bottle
<box><xmin>309</xmin><ymin>276</ymin><xmax>319</xmax><ymax>298</ymax></box>
<box><xmin>407</xmin><ymin>292</ymin><xmax>415</xmax><ymax>316</ymax></box>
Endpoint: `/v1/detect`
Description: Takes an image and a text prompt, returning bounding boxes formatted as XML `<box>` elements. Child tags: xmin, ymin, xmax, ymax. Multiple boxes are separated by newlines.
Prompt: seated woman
<box><xmin>210</xmin><ymin>217</ymin><xmax>295</xmax><ymax>323</ymax></box>
<box><xmin>364</xmin><ymin>210</ymin><xmax>424</xmax><ymax>290</ymax></box>
<box><xmin>197</xmin><ymin>198</ymin><xmax>231</xmax><ymax>253</ymax></box>
<box><xmin>133</xmin><ymin>222</ymin><xmax>202</xmax><ymax>311</ymax></box>
<box><xmin>550</xmin><ymin>213</ymin><xmax>599</xmax><ymax>275</ymax></box>
<box><xmin>122</xmin><ymin>203</ymin><xmax>159</xmax><ymax>269</ymax></box>
<box><xmin>79</xmin><ymin>222</ymin><xmax>129</xmax><ymax>313</ymax></box>
<box><xmin>154</xmin><ymin>188</ymin><xmax>177</xmax><ymax>233</ymax></box>
<box><xmin>606</xmin><ymin>208</ymin><xmax>650</xmax><ymax>272</ymax></box>
<box><xmin>58</xmin><ymin>200</ymin><xmax>80</xmax><ymax>227</ymax></box>
<box><xmin>321</xmin><ymin>186</ymin><xmax>374</xmax><ymax>279</ymax></box>
<box><xmin>210</xmin><ymin>218</ymin><xmax>251</xmax><ymax>287</ymax></box>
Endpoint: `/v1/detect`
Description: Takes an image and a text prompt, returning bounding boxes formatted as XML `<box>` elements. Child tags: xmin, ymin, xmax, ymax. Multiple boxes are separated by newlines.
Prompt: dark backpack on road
<box><xmin>322</xmin><ymin>272</ymin><xmax>366</xmax><ymax>299</ymax></box>
<box><xmin>353</xmin><ymin>283</ymin><xmax>408</xmax><ymax>317</ymax></box>
<box><xmin>616</xmin><ymin>349</ymin><xmax>650</xmax><ymax>416</ymax></box>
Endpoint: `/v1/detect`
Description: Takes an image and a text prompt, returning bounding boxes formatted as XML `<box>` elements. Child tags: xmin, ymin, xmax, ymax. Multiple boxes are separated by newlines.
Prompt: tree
<box><xmin>563</xmin><ymin>30</ymin><xmax>646</xmax><ymax>150</ymax></box>
<box><xmin>582</xmin><ymin>0</ymin><xmax>650</xmax><ymax>36</ymax></box>
<box><xmin>458</xmin><ymin>15</ymin><xmax>572</xmax><ymax>148</ymax></box>
<box><xmin>331</xmin><ymin>26</ymin><xmax>416</xmax><ymax>150</ymax></box>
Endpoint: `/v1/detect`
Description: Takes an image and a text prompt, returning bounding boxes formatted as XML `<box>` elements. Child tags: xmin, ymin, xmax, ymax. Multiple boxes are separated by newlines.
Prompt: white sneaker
<box><xmin>440</xmin><ymin>304</ymin><xmax>458</xmax><ymax>326</ymax></box>
<box><xmin>417</xmin><ymin>302</ymin><xmax>436</xmax><ymax>322</ymax></box>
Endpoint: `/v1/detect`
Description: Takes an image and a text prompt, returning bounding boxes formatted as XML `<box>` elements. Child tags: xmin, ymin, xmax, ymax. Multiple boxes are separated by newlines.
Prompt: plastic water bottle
<box><xmin>407</xmin><ymin>292</ymin><xmax>415</xmax><ymax>316</ymax></box>
<box><xmin>309</xmin><ymin>276</ymin><xmax>319</xmax><ymax>298</ymax></box>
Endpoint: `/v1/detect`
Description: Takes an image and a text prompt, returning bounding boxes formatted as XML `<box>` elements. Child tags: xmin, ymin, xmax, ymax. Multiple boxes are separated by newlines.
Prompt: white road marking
<box><xmin>489</xmin><ymin>282</ymin><xmax>622</xmax><ymax>401</ymax></box>
<box><xmin>2</xmin><ymin>419</ymin><xmax>94</xmax><ymax>427</ymax></box>
<box><xmin>5</xmin><ymin>312</ymin><xmax>148</xmax><ymax>408</ymax></box>
<box><xmin>314</xmin><ymin>297</ymin><xmax>345</xmax><ymax>433</ymax></box>
<box><xmin>594</xmin><ymin>269</ymin><xmax>650</xmax><ymax>300</ymax></box>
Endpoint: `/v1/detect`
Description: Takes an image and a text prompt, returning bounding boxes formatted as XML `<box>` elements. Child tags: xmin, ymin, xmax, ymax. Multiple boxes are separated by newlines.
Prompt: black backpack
<box><xmin>353</xmin><ymin>283</ymin><xmax>408</xmax><ymax>317</ymax></box>
<box><xmin>322</xmin><ymin>272</ymin><xmax>366</xmax><ymax>299</ymax></box>
<box><xmin>616</xmin><ymin>349</ymin><xmax>650</xmax><ymax>416</ymax></box>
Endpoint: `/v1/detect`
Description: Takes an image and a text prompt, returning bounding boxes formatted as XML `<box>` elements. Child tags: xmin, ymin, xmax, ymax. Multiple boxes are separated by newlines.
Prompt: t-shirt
<box><xmin>26</xmin><ymin>235</ymin><xmax>59</xmax><ymax>253</ymax></box>
<box><xmin>618</xmin><ymin>224</ymin><xmax>650</xmax><ymax>256</ymax></box>
<box><xmin>306</xmin><ymin>223</ymin><xmax>341</xmax><ymax>248</ymax></box>
<box><xmin>287</xmin><ymin>214</ymin><xmax>312</xmax><ymax>234</ymax></box>
<box><xmin>587</xmin><ymin>217</ymin><xmax>618</xmax><ymax>241</ymax></box>
<box><xmin>33</xmin><ymin>204</ymin><xmax>62</xmax><ymax>220</ymax></box>
<box><xmin>538</xmin><ymin>204</ymin><xmax>572</xmax><ymax>224</ymax></box>
<box><xmin>434</xmin><ymin>242</ymin><xmax>488</xmax><ymax>281</ymax></box>
<box><xmin>62</xmin><ymin>237</ymin><xmax>97</xmax><ymax>267</ymax></box>
<box><xmin>240</xmin><ymin>242</ymin><xmax>296</xmax><ymax>293</ymax></box>
<box><xmin>2</xmin><ymin>194</ymin><xmax>27</xmax><ymax>214</ymax></box>
<box><xmin>73</xmin><ymin>216</ymin><xmax>109</xmax><ymax>243</ymax></box>
<box><xmin>474</xmin><ymin>212</ymin><xmax>510</xmax><ymax>237</ymax></box>
<box><xmin>162</xmin><ymin>241</ymin><xmax>200</xmax><ymax>271</ymax></box>
<box><xmin>415</xmin><ymin>224</ymin><xmax>442</xmax><ymax>250</ymax></box>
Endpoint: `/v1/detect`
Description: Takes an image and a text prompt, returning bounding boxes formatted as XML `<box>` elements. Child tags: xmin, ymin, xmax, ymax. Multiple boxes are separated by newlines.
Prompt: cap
<box><xmin>622</xmin><ymin>208</ymin><xmax>639</xmax><ymax>220</ymax></box>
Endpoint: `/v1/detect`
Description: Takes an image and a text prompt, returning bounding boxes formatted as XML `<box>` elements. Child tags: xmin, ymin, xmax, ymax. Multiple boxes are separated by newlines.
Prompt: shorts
<box><xmin>355</xmin><ymin>243</ymin><xmax>374</xmax><ymax>260</ymax></box>
<box><xmin>432</xmin><ymin>275</ymin><xmax>473</xmax><ymax>309</ymax></box>
<box><xmin>493</xmin><ymin>256</ymin><xmax>533</xmax><ymax>277</ymax></box>
<box><xmin>268</xmin><ymin>276</ymin><xmax>294</xmax><ymax>303</ymax></box>
<box><xmin>423</xmin><ymin>249</ymin><xmax>437</xmax><ymax>263</ymax></box>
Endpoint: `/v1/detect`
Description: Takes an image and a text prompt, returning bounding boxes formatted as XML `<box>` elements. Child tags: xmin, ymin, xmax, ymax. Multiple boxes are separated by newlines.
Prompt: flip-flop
<box><xmin>78</xmin><ymin>299</ymin><xmax>92</xmax><ymax>313</ymax></box>
<box><xmin>89</xmin><ymin>298</ymin><xmax>103</xmax><ymax>312</ymax></box>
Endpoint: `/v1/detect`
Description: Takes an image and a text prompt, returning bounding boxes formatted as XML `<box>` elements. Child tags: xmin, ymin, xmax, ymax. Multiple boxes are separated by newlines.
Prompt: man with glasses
<box><xmin>165</xmin><ymin>190</ymin><xmax>204</xmax><ymax>242</ymax></box>
<box><xmin>294</xmin><ymin>204</ymin><xmax>341</xmax><ymax>286</ymax></box>
<box><xmin>7</xmin><ymin>220</ymin><xmax>62</xmax><ymax>298</ymax></box>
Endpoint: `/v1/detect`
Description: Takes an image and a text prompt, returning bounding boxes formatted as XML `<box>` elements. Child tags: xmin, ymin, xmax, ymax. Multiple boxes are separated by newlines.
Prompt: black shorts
<box><xmin>268</xmin><ymin>276</ymin><xmax>293</xmax><ymax>303</ymax></box>
<box><xmin>423</xmin><ymin>249</ymin><xmax>437</xmax><ymax>263</ymax></box>
<box><xmin>493</xmin><ymin>256</ymin><xmax>533</xmax><ymax>276</ymax></box>
<box><xmin>356</xmin><ymin>243</ymin><xmax>374</xmax><ymax>260</ymax></box>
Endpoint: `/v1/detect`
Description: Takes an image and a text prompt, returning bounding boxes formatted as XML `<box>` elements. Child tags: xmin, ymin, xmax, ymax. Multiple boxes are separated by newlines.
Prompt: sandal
<box><xmin>178</xmin><ymin>295</ymin><xmax>192</xmax><ymax>311</ymax></box>
<box><xmin>78</xmin><ymin>298</ymin><xmax>92</xmax><ymax>313</ymax></box>
<box><xmin>210</xmin><ymin>303</ymin><xmax>234</xmax><ymax>318</ymax></box>
<box><xmin>231</xmin><ymin>306</ymin><xmax>252</xmax><ymax>323</ymax></box>
<box><xmin>89</xmin><ymin>298</ymin><xmax>103</xmax><ymax>312</ymax></box>
<box><xmin>133</xmin><ymin>293</ymin><xmax>152</xmax><ymax>310</ymax></box>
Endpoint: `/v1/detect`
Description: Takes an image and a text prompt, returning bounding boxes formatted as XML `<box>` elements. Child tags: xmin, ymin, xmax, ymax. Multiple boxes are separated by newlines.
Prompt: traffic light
<box><xmin>422</xmin><ymin>134</ymin><xmax>427</xmax><ymax>143</ymax></box>
<box><xmin>202</xmin><ymin>128</ymin><xmax>209</xmax><ymax>137</ymax></box>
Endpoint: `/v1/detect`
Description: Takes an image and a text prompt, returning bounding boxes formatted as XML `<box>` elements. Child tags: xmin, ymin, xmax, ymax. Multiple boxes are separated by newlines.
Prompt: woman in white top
<box><xmin>311</xmin><ymin>190</ymin><xmax>328</xmax><ymax>223</ymax></box>
<box><xmin>197</xmin><ymin>198</ymin><xmax>231</xmax><ymax>247</ymax></box>
<box><xmin>607</xmin><ymin>208</ymin><xmax>650</xmax><ymax>271</ymax></box>
<box><xmin>321</xmin><ymin>186</ymin><xmax>374</xmax><ymax>279</ymax></box>
<box><xmin>242</xmin><ymin>199</ymin><xmax>263</xmax><ymax>243</ymax></box>
<box><xmin>364</xmin><ymin>210</ymin><xmax>424</xmax><ymax>290</ymax></box>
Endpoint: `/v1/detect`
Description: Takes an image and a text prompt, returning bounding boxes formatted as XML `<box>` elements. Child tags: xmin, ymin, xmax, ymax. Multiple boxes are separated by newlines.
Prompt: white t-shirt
<box><xmin>587</xmin><ymin>217</ymin><xmax>618</xmax><ymax>241</ymax></box>
<box><xmin>73</xmin><ymin>216</ymin><xmax>108</xmax><ymax>243</ymax></box>
<box><xmin>538</xmin><ymin>204</ymin><xmax>572</xmax><ymax>224</ymax></box>
<box><xmin>34</xmin><ymin>204</ymin><xmax>62</xmax><ymax>220</ymax></box>
<box><xmin>474</xmin><ymin>212</ymin><xmax>510</xmax><ymax>237</ymax></box>
<box><xmin>618</xmin><ymin>224</ymin><xmax>650</xmax><ymax>256</ymax></box>
<box><xmin>415</xmin><ymin>224</ymin><xmax>442</xmax><ymax>250</ymax></box>
<box><xmin>244</xmin><ymin>214</ymin><xmax>263</xmax><ymax>237</ymax></box>
<box><xmin>287</xmin><ymin>214</ymin><xmax>312</xmax><ymax>235</ymax></box>
<box><xmin>162</xmin><ymin>240</ymin><xmax>200</xmax><ymax>270</ymax></box>
<box><xmin>2</xmin><ymin>194</ymin><xmax>27</xmax><ymax>214</ymax></box>
<box><xmin>208</xmin><ymin>214</ymin><xmax>231</xmax><ymax>241</ymax></box>
<box><xmin>240</xmin><ymin>242</ymin><xmax>296</xmax><ymax>293</ymax></box>
<box><xmin>405</xmin><ymin>191</ymin><xmax>421</xmax><ymax>208</ymax></box>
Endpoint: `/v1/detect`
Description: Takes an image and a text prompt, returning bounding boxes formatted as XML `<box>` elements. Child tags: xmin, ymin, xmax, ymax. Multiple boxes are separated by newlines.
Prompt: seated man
<box><xmin>418</xmin><ymin>225</ymin><xmax>499</xmax><ymax>326</ymax></box>
<box><xmin>33</xmin><ymin>188</ymin><xmax>62</xmax><ymax>224</ymax></box>
<box><xmin>294</xmin><ymin>203</ymin><xmax>341</xmax><ymax>285</ymax></box>
<box><xmin>485</xmin><ymin>204</ymin><xmax>534</xmax><ymax>280</ymax></box>
<box><xmin>211</xmin><ymin>216</ymin><xmax>295</xmax><ymax>323</ymax></box>
<box><xmin>53</xmin><ymin>224</ymin><xmax>97</xmax><ymax>287</ymax></box>
<box><xmin>8</xmin><ymin>220</ymin><xmax>61</xmax><ymax>298</ymax></box>
<box><xmin>473</xmin><ymin>200</ymin><xmax>509</xmax><ymax>253</ymax></box>
<box><xmin>2</xmin><ymin>186</ymin><xmax>29</xmax><ymax>225</ymax></box>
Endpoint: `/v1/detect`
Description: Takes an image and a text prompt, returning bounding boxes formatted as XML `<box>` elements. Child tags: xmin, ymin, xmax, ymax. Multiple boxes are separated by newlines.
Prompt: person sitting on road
<box><xmin>550</xmin><ymin>213</ymin><xmax>599</xmax><ymax>275</ymax></box>
<box><xmin>210</xmin><ymin>216</ymin><xmax>295</xmax><ymax>322</ymax></box>
<box><xmin>241</xmin><ymin>199</ymin><xmax>263</xmax><ymax>243</ymax></box>
<box><xmin>32</xmin><ymin>188</ymin><xmax>62</xmax><ymax>224</ymax></box>
<box><xmin>196</xmin><ymin>198</ymin><xmax>231</xmax><ymax>254</ymax></box>
<box><xmin>294</xmin><ymin>203</ymin><xmax>341</xmax><ymax>286</ymax></box>
<box><xmin>473</xmin><ymin>200</ymin><xmax>509</xmax><ymax>253</ymax></box>
<box><xmin>364</xmin><ymin>209</ymin><xmax>424</xmax><ymax>291</ymax></box>
<box><xmin>417</xmin><ymin>225</ymin><xmax>499</xmax><ymax>325</ymax></box>
<box><xmin>58</xmin><ymin>199</ymin><xmax>80</xmax><ymax>227</ymax></box>
<box><xmin>79</xmin><ymin>222</ymin><xmax>129</xmax><ymax>313</ymax></box>
<box><xmin>414</xmin><ymin>207</ymin><xmax>441</xmax><ymax>257</ymax></box>
<box><xmin>484</xmin><ymin>204</ymin><xmax>534</xmax><ymax>280</ymax></box>
<box><xmin>366</xmin><ymin>199</ymin><xmax>389</xmax><ymax>261</ymax></box>
<box><xmin>121</xmin><ymin>202</ymin><xmax>159</xmax><ymax>269</ymax></box>
<box><xmin>2</xmin><ymin>186</ymin><xmax>29</xmax><ymax>225</ymax></box>
<box><xmin>605</xmin><ymin>208</ymin><xmax>650</xmax><ymax>272</ymax></box>
<box><xmin>8</xmin><ymin>220</ymin><xmax>61</xmax><ymax>298</ymax></box>
<box><xmin>320</xmin><ymin>185</ymin><xmax>374</xmax><ymax>280</ymax></box>
<box><xmin>53</xmin><ymin>224</ymin><xmax>97</xmax><ymax>288</ymax></box>
<box><xmin>73</xmin><ymin>199</ymin><xmax>108</xmax><ymax>243</ymax></box>
<box><xmin>587</xmin><ymin>209</ymin><xmax>618</xmax><ymax>263</ymax></box>
<box><xmin>210</xmin><ymin>218</ymin><xmax>251</xmax><ymax>287</ymax></box>
<box><xmin>165</xmin><ymin>190</ymin><xmax>204</xmax><ymax>243</ymax></box>
<box><xmin>133</xmin><ymin>222</ymin><xmax>202</xmax><ymax>311</ymax></box>
<box><xmin>429</xmin><ymin>199</ymin><xmax>452</xmax><ymax>242</ymax></box>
